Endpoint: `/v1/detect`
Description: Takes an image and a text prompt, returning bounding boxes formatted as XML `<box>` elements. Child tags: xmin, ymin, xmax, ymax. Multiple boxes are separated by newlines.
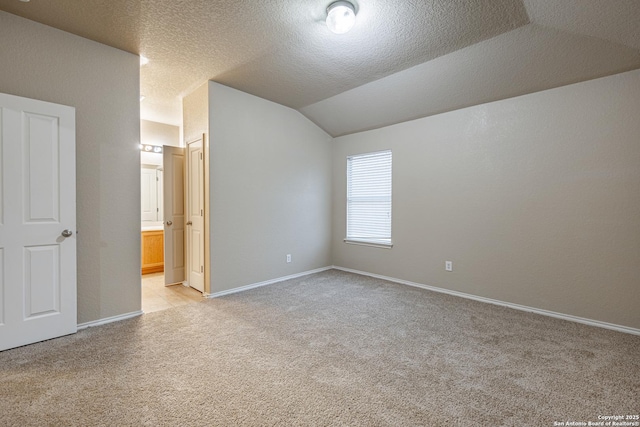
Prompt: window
<box><xmin>346</xmin><ymin>150</ymin><xmax>392</xmax><ymax>247</ymax></box>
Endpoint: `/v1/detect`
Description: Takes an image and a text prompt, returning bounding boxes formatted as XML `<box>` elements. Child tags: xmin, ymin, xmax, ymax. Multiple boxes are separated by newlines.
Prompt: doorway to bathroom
<box><xmin>140</xmin><ymin>120</ymin><xmax>202</xmax><ymax>313</ymax></box>
<box><xmin>141</xmin><ymin>272</ymin><xmax>201</xmax><ymax>313</ymax></box>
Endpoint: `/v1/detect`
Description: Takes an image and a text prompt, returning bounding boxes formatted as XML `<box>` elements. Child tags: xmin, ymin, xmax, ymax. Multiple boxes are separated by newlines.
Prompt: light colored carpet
<box><xmin>1</xmin><ymin>270</ymin><xmax>638</xmax><ymax>426</ymax></box>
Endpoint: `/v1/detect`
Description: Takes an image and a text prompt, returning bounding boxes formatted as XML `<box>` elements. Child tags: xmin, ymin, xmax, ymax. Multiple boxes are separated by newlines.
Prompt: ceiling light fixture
<box><xmin>326</xmin><ymin>1</ymin><xmax>357</xmax><ymax>34</ymax></box>
<box><xmin>140</xmin><ymin>55</ymin><xmax>149</xmax><ymax>66</ymax></box>
<box><xmin>140</xmin><ymin>144</ymin><xmax>162</xmax><ymax>154</ymax></box>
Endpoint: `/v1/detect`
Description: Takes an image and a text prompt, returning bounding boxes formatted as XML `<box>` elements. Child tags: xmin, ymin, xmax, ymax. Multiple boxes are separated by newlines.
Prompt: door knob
<box><xmin>186</xmin><ymin>221</ymin><xmax>192</xmax><ymax>226</ymax></box>
<box><xmin>61</xmin><ymin>229</ymin><xmax>73</xmax><ymax>238</ymax></box>
<box><xmin>166</xmin><ymin>220</ymin><xmax>173</xmax><ymax>226</ymax></box>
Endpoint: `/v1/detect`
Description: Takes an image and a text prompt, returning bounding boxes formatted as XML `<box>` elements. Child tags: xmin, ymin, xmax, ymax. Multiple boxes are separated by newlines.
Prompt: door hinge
<box><xmin>200</xmin><ymin>152</ymin><xmax>203</xmax><ymax>160</ymax></box>
<box><xmin>201</xmin><ymin>209</ymin><xmax>203</xmax><ymax>216</ymax></box>
<box><xmin>201</xmin><ymin>266</ymin><xmax>204</xmax><ymax>273</ymax></box>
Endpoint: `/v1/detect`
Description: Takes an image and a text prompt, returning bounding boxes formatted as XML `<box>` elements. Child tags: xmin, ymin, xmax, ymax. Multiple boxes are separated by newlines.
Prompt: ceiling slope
<box><xmin>0</xmin><ymin>0</ymin><xmax>529</xmax><ymax>127</ymax></box>
<box><xmin>301</xmin><ymin>23</ymin><xmax>640</xmax><ymax>136</ymax></box>
<box><xmin>0</xmin><ymin>0</ymin><xmax>639</xmax><ymax>135</ymax></box>
<box><xmin>523</xmin><ymin>0</ymin><xmax>640</xmax><ymax>50</ymax></box>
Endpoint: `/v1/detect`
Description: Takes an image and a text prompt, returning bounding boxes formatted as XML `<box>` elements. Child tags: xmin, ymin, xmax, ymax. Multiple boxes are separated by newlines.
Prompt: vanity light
<box><xmin>326</xmin><ymin>1</ymin><xmax>357</xmax><ymax>34</ymax></box>
<box><xmin>140</xmin><ymin>144</ymin><xmax>162</xmax><ymax>153</ymax></box>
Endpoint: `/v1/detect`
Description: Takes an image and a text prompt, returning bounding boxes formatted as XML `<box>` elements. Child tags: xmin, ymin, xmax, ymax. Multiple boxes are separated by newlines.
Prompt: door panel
<box><xmin>163</xmin><ymin>146</ymin><xmax>185</xmax><ymax>285</ymax></box>
<box><xmin>0</xmin><ymin>249</ymin><xmax>4</xmax><ymax>325</ymax></box>
<box><xmin>24</xmin><ymin>113</ymin><xmax>59</xmax><ymax>222</ymax></box>
<box><xmin>0</xmin><ymin>93</ymin><xmax>76</xmax><ymax>352</ymax></box>
<box><xmin>24</xmin><ymin>245</ymin><xmax>59</xmax><ymax>318</ymax></box>
<box><xmin>186</xmin><ymin>138</ymin><xmax>204</xmax><ymax>293</ymax></box>
<box><xmin>190</xmin><ymin>229</ymin><xmax>201</xmax><ymax>272</ymax></box>
<box><xmin>157</xmin><ymin>169</ymin><xmax>163</xmax><ymax>223</ymax></box>
<box><xmin>171</xmin><ymin>229</ymin><xmax>184</xmax><ymax>270</ymax></box>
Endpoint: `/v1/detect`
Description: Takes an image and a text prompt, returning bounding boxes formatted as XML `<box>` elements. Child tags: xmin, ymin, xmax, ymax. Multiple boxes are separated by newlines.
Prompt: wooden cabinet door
<box><xmin>141</xmin><ymin>230</ymin><xmax>164</xmax><ymax>274</ymax></box>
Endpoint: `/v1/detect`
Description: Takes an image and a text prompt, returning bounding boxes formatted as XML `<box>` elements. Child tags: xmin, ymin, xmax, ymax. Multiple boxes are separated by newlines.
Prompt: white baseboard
<box><xmin>332</xmin><ymin>266</ymin><xmax>640</xmax><ymax>336</ymax></box>
<box><xmin>77</xmin><ymin>311</ymin><xmax>143</xmax><ymax>330</ymax></box>
<box><xmin>206</xmin><ymin>266</ymin><xmax>333</xmax><ymax>299</ymax></box>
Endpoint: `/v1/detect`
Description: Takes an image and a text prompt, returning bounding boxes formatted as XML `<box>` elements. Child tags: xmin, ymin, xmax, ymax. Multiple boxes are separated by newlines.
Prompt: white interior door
<box><xmin>0</xmin><ymin>93</ymin><xmax>76</xmax><ymax>352</ymax></box>
<box><xmin>186</xmin><ymin>138</ymin><xmax>204</xmax><ymax>293</ymax></box>
<box><xmin>163</xmin><ymin>146</ymin><xmax>185</xmax><ymax>285</ymax></box>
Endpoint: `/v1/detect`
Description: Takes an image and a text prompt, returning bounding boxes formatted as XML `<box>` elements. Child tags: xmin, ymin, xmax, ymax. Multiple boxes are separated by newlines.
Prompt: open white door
<box><xmin>0</xmin><ymin>93</ymin><xmax>76</xmax><ymax>352</ymax></box>
<box><xmin>163</xmin><ymin>146</ymin><xmax>185</xmax><ymax>285</ymax></box>
<box><xmin>186</xmin><ymin>138</ymin><xmax>204</xmax><ymax>293</ymax></box>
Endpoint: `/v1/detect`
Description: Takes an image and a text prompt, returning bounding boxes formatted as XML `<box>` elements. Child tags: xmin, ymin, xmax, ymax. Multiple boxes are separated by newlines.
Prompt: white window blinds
<box><xmin>346</xmin><ymin>150</ymin><xmax>392</xmax><ymax>246</ymax></box>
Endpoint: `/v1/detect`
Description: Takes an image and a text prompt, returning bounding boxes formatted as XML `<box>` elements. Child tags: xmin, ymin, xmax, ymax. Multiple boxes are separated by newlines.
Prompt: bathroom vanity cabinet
<box><xmin>141</xmin><ymin>230</ymin><xmax>164</xmax><ymax>274</ymax></box>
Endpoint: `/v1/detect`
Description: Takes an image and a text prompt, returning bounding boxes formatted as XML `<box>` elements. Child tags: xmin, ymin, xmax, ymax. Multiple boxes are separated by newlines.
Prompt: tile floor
<box><xmin>141</xmin><ymin>272</ymin><xmax>203</xmax><ymax>313</ymax></box>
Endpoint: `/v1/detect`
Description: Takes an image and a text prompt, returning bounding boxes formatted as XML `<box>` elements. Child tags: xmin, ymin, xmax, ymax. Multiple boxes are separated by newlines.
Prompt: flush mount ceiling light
<box><xmin>326</xmin><ymin>1</ymin><xmax>357</xmax><ymax>34</ymax></box>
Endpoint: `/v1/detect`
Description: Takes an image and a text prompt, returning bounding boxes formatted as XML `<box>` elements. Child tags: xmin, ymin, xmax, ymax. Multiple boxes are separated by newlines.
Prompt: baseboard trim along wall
<box><xmin>206</xmin><ymin>266</ymin><xmax>334</xmax><ymax>299</ymax></box>
<box><xmin>333</xmin><ymin>266</ymin><xmax>640</xmax><ymax>336</ymax></box>
<box><xmin>77</xmin><ymin>311</ymin><xmax>143</xmax><ymax>330</ymax></box>
<box><xmin>78</xmin><ymin>267</ymin><xmax>638</xmax><ymax>336</ymax></box>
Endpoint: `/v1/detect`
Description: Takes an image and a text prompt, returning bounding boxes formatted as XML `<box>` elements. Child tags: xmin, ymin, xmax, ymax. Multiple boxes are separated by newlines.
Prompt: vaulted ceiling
<box><xmin>1</xmin><ymin>0</ymin><xmax>638</xmax><ymax>136</ymax></box>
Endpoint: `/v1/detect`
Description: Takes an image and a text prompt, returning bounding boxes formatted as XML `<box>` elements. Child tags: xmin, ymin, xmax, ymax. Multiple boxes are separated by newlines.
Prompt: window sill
<box><xmin>344</xmin><ymin>239</ymin><xmax>393</xmax><ymax>249</ymax></box>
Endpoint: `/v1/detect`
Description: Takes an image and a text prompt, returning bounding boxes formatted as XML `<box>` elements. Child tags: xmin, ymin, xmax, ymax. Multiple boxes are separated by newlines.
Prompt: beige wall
<box><xmin>332</xmin><ymin>70</ymin><xmax>640</xmax><ymax>329</ymax></box>
<box><xmin>4</xmin><ymin>10</ymin><xmax>634</xmax><ymax>330</ymax></box>
<box><xmin>0</xmin><ymin>12</ymin><xmax>141</xmax><ymax>324</ymax></box>
<box><xmin>141</xmin><ymin>120</ymin><xmax>181</xmax><ymax>147</ymax></box>
<box><xmin>183</xmin><ymin>82</ymin><xmax>209</xmax><ymax>145</ymax></box>
<box><xmin>208</xmin><ymin>82</ymin><xmax>333</xmax><ymax>293</ymax></box>
<box><xmin>141</xmin><ymin>120</ymin><xmax>180</xmax><ymax>165</ymax></box>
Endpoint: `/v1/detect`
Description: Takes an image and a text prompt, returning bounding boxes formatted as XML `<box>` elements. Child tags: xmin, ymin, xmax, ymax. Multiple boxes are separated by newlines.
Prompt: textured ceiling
<box><xmin>302</xmin><ymin>23</ymin><xmax>640</xmax><ymax>136</ymax></box>
<box><xmin>0</xmin><ymin>0</ymin><xmax>639</xmax><ymax>135</ymax></box>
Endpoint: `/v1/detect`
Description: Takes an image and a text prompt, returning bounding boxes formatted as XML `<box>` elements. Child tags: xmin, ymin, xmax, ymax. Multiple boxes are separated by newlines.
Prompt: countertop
<box><xmin>141</xmin><ymin>222</ymin><xmax>164</xmax><ymax>232</ymax></box>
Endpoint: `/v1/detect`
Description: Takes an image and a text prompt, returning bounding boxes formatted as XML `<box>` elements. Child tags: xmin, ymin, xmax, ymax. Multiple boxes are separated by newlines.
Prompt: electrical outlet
<box><xmin>286</xmin><ymin>254</ymin><xmax>292</xmax><ymax>263</ymax></box>
<box><xmin>445</xmin><ymin>261</ymin><xmax>453</xmax><ymax>272</ymax></box>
